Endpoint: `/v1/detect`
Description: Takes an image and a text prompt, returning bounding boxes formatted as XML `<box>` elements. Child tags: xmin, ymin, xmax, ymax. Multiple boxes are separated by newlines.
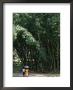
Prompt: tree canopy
<box><xmin>13</xmin><ymin>13</ymin><xmax>60</xmax><ymax>73</ymax></box>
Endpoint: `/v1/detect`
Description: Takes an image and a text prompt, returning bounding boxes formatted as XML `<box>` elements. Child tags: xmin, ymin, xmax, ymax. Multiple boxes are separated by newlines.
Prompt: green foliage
<box><xmin>13</xmin><ymin>13</ymin><xmax>60</xmax><ymax>73</ymax></box>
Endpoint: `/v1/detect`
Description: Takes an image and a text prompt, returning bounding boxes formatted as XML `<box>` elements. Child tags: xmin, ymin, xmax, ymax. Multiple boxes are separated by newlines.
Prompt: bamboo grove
<box><xmin>13</xmin><ymin>13</ymin><xmax>60</xmax><ymax>73</ymax></box>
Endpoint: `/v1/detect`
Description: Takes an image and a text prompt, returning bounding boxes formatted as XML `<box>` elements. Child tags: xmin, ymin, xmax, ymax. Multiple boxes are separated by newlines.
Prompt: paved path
<box><xmin>13</xmin><ymin>73</ymin><xmax>60</xmax><ymax>77</ymax></box>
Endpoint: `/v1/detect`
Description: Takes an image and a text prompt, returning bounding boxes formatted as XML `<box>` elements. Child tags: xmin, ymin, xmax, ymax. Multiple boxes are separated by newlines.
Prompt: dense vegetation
<box><xmin>13</xmin><ymin>13</ymin><xmax>60</xmax><ymax>73</ymax></box>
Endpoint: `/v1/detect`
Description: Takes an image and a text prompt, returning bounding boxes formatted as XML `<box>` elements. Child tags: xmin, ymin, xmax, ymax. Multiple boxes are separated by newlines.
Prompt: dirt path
<box><xmin>13</xmin><ymin>73</ymin><xmax>60</xmax><ymax>77</ymax></box>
